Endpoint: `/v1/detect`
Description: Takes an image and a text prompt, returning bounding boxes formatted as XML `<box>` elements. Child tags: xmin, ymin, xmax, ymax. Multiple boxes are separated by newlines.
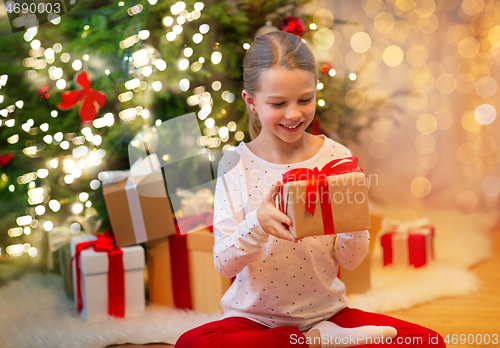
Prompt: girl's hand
<box><xmin>256</xmin><ymin>181</ymin><xmax>297</xmax><ymax>243</ymax></box>
<box><xmin>355</xmin><ymin>166</ymin><xmax>370</xmax><ymax>191</ymax></box>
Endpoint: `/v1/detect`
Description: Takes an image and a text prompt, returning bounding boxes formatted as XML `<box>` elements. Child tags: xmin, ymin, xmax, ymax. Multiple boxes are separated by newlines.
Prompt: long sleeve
<box><xmin>212</xmin><ymin>151</ymin><xmax>270</xmax><ymax>278</ymax></box>
<box><xmin>333</xmin><ymin>230</ymin><xmax>369</xmax><ymax>270</ymax></box>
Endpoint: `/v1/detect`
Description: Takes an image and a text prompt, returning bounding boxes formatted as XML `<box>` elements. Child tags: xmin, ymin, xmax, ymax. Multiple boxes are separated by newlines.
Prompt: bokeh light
<box><xmin>481</xmin><ymin>176</ymin><xmax>500</xmax><ymax>197</ymax></box>
<box><xmin>474</xmin><ymin>104</ymin><xmax>496</xmax><ymax>125</ymax></box>
<box><xmin>456</xmin><ymin>143</ymin><xmax>478</xmax><ymax>164</ymax></box>
<box><xmin>416</xmin><ymin>114</ymin><xmax>437</xmax><ymax>134</ymax></box>
<box><xmin>345</xmin><ymin>89</ymin><xmax>365</xmax><ymax>109</ymax></box>
<box><xmin>410</xmin><ymin>177</ymin><xmax>432</xmax><ymax>198</ymax></box>
<box><xmin>475</xmin><ymin>77</ymin><xmax>497</xmax><ymax>98</ymax></box>
<box><xmin>351</xmin><ymin>32</ymin><xmax>372</xmax><ymax>53</ymax></box>
<box><xmin>461</xmin><ymin>111</ymin><xmax>482</xmax><ymax>133</ymax></box>
<box><xmin>456</xmin><ymin>191</ymin><xmax>478</xmax><ymax>212</ymax></box>
<box><xmin>382</xmin><ymin>45</ymin><xmax>404</xmax><ymax>67</ymax></box>
<box><xmin>474</xmin><ymin>135</ymin><xmax>496</xmax><ymax>156</ymax></box>
<box><xmin>313</xmin><ymin>29</ymin><xmax>335</xmax><ymax>50</ymax></box>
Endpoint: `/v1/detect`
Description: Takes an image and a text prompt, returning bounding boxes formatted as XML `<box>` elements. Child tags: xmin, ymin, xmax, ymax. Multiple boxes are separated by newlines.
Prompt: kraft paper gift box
<box><xmin>338</xmin><ymin>256</ymin><xmax>371</xmax><ymax>295</ymax></box>
<box><xmin>70</xmin><ymin>234</ymin><xmax>145</xmax><ymax>322</ymax></box>
<box><xmin>380</xmin><ymin>223</ymin><xmax>435</xmax><ymax>268</ymax></box>
<box><xmin>102</xmin><ymin>154</ymin><xmax>176</xmax><ymax>248</ymax></box>
<box><xmin>144</xmin><ymin>235</ymin><xmax>190</xmax><ymax>308</ymax></box>
<box><xmin>278</xmin><ymin>157</ymin><xmax>371</xmax><ymax>239</ymax></box>
<box><xmin>337</xmin><ymin>212</ymin><xmax>383</xmax><ymax>294</ymax></box>
<box><xmin>186</xmin><ymin>228</ymin><xmax>232</xmax><ymax>313</ymax></box>
<box><xmin>145</xmin><ymin>224</ymin><xmax>231</xmax><ymax>313</ymax></box>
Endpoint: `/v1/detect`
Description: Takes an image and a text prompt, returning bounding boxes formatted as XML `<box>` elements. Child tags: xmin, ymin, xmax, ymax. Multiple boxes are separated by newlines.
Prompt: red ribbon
<box><xmin>70</xmin><ymin>231</ymin><xmax>125</xmax><ymax>317</ymax></box>
<box><xmin>280</xmin><ymin>157</ymin><xmax>360</xmax><ymax>235</ymax></box>
<box><xmin>175</xmin><ymin>210</ymin><xmax>214</xmax><ymax>235</ymax></box>
<box><xmin>57</xmin><ymin>71</ymin><xmax>106</xmax><ymax>123</ymax></box>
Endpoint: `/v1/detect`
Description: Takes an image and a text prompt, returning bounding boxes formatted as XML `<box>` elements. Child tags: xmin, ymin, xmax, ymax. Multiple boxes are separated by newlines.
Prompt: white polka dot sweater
<box><xmin>213</xmin><ymin>135</ymin><xmax>370</xmax><ymax>331</ymax></box>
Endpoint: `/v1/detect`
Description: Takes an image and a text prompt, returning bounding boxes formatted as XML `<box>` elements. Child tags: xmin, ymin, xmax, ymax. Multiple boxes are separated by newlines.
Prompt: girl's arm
<box><xmin>332</xmin><ymin>230</ymin><xmax>370</xmax><ymax>270</ymax></box>
<box><xmin>212</xmin><ymin>153</ymin><xmax>270</xmax><ymax>278</ymax></box>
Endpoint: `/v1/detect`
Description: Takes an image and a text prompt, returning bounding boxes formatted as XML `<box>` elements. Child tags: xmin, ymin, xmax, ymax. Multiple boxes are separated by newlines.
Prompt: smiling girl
<box><xmin>175</xmin><ymin>31</ymin><xmax>445</xmax><ymax>348</ymax></box>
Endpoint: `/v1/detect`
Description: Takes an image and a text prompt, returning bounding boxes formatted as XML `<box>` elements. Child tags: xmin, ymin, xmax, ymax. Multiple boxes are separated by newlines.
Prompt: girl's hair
<box><xmin>243</xmin><ymin>31</ymin><xmax>317</xmax><ymax>139</ymax></box>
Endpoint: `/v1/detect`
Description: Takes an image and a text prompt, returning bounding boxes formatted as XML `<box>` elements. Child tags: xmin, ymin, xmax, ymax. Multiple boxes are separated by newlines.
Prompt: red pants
<box><xmin>175</xmin><ymin>307</ymin><xmax>446</xmax><ymax>348</ymax></box>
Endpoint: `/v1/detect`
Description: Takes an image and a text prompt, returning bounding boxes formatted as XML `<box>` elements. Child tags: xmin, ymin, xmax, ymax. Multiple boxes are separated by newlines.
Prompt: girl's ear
<box><xmin>242</xmin><ymin>90</ymin><xmax>256</xmax><ymax>112</ymax></box>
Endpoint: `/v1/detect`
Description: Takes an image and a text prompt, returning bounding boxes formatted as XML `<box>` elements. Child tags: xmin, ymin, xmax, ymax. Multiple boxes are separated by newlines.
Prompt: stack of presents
<box><xmin>50</xmin><ymin>154</ymin><xmax>435</xmax><ymax>322</ymax></box>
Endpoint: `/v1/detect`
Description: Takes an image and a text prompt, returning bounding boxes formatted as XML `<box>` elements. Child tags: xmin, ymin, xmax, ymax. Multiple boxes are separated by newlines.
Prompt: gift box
<box><xmin>144</xmin><ymin>211</ymin><xmax>212</xmax><ymax>308</ymax></box>
<box><xmin>380</xmin><ymin>221</ymin><xmax>435</xmax><ymax>268</ymax></box>
<box><xmin>102</xmin><ymin>154</ymin><xmax>176</xmax><ymax>247</ymax></box>
<box><xmin>338</xmin><ymin>256</ymin><xmax>371</xmax><ymax>294</ymax></box>
<box><xmin>278</xmin><ymin>157</ymin><xmax>371</xmax><ymax>239</ymax></box>
<box><xmin>70</xmin><ymin>233</ymin><xmax>145</xmax><ymax>321</ymax></box>
<box><xmin>145</xmin><ymin>224</ymin><xmax>230</xmax><ymax>313</ymax></box>
<box><xmin>174</xmin><ymin>188</ymin><xmax>215</xmax><ymax>234</ymax></box>
<box><xmin>176</xmin><ymin>188</ymin><xmax>214</xmax><ymax>218</ymax></box>
<box><xmin>186</xmin><ymin>228</ymin><xmax>232</xmax><ymax>313</ymax></box>
<box><xmin>48</xmin><ymin>214</ymin><xmax>101</xmax><ymax>300</ymax></box>
<box><xmin>59</xmin><ymin>243</ymin><xmax>74</xmax><ymax>300</ymax></box>
<box><xmin>337</xmin><ymin>212</ymin><xmax>384</xmax><ymax>294</ymax></box>
<box><xmin>145</xmin><ymin>234</ymin><xmax>192</xmax><ymax>308</ymax></box>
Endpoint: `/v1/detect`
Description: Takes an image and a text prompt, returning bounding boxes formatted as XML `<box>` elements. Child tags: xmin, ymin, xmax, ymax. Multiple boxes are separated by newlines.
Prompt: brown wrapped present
<box><xmin>102</xmin><ymin>158</ymin><xmax>176</xmax><ymax>247</ymax></box>
<box><xmin>145</xmin><ymin>227</ymin><xmax>231</xmax><ymax>313</ymax></box>
<box><xmin>187</xmin><ymin>228</ymin><xmax>232</xmax><ymax>313</ymax></box>
<box><xmin>339</xmin><ymin>255</ymin><xmax>371</xmax><ymax>294</ymax></box>
<box><xmin>278</xmin><ymin>157</ymin><xmax>371</xmax><ymax>239</ymax></box>
<box><xmin>338</xmin><ymin>212</ymin><xmax>383</xmax><ymax>294</ymax></box>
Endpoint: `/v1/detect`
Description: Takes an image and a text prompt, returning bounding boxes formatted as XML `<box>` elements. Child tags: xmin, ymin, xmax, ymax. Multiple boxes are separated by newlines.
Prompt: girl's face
<box><xmin>243</xmin><ymin>67</ymin><xmax>317</xmax><ymax>145</ymax></box>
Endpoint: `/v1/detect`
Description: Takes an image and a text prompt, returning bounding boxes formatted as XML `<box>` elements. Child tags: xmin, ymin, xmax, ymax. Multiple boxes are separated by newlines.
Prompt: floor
<box><xmin>111</xmin><ymin>225</ymin><xmax>500</xmax><ymax>348</ymax></box>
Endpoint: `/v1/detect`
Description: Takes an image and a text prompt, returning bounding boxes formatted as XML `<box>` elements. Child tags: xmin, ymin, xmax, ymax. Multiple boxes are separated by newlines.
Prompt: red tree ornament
<box><xmin>57</xmin><ymin>71</ymin><xmax>107</xmax><ymax>124</ymax></box>
<box><xmin>0</xmin><ymin>153</ymin><xmax>14</xmax><ymax>167</ymax></box>
<box><xmin>37</xmin><ymin>85</ymin><xmax>50</xmax><ymax>100</ymax></box>
<box><xmin>320</xmin><ymin>62</ymin><xmax>334</xmax><ymax>75</ymax></box>
<box><xmin>310</xmin><ymin>118</ymin><xmax>330</xmax><ymax>137</ymax></box>
<box><xmin>280</xmin><ymin>16</ymin><xmax>305</xmax><ymax>37</ymax></box>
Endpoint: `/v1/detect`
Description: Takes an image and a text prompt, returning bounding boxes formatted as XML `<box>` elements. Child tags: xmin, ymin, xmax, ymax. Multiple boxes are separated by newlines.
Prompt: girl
<box><xmin>176</xmin><ymin>31</ymin><xmax>446</xmax><ymax>348</ymax></box>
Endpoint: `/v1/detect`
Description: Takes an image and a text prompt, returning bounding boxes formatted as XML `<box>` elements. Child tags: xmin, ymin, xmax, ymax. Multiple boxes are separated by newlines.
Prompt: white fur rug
<box><xmin>0</xmin><ymin>209</ymin><xmax>496</xmax><ymax>348</ymax></box>
<box><xmin>0</xmin><ymin>273</ymin><xmax>221</xmax><ymax>348</ymax></box>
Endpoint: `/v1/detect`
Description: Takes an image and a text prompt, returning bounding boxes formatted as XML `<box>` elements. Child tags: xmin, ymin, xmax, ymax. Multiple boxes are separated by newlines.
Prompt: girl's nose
<box><xmin>285</xmin><ymin>105</ymin><xmax>301</xmax><ymax>120</ymax></box>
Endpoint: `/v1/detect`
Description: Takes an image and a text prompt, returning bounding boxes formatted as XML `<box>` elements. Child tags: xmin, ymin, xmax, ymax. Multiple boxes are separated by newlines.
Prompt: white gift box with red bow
<box><xmin>380</xmin><ymin>219</ymin><xmax>435</xmax><ymax>268</ymax></box>
<box><xmin>70</xmin><ymin>234</ymin><xmax>146</xmax><ymax>322</ymax></box>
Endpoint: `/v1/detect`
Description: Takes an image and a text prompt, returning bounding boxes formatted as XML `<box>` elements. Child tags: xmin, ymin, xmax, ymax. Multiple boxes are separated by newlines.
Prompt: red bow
<box><xmin>57</xmin><ymin>71</ymin><xmax>106</xmax><ymax>124</ymax></box>
<box><xmin>0</xmin><ymin>153</ymin><xmax>14</xmax><ymax>167</ymax></box>
<box><xmin>70</xmin><ymin>231</ymin><xmax>125</xmax><ymax>317</ymax></box>
<box><xmin>280</xmin><ymin>157</ymin><xmax>360</xmax><ymax>235</ymax></box>
<box><xmin>175</xmin><ymin>210</ymin><xmax>214</xmax><ymax>235</ymax></box>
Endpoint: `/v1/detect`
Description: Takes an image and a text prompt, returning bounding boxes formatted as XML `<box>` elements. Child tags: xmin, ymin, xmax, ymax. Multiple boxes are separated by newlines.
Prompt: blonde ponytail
<box><xmin>248</xmin><ymin>108</ymin><xmax>261</xmax><ymax>140</ymax></box>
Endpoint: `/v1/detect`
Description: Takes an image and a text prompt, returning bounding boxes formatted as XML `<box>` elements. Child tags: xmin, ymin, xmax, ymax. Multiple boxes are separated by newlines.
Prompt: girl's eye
<box><xmin>272</xmin><ymin>102</ymin><xmax>284</xmax><ymax>107</ymax></box>
<box><xmin>299</xmin><ymin>99</ymin><xmax>313</xmax><ymax>104</ymax></box>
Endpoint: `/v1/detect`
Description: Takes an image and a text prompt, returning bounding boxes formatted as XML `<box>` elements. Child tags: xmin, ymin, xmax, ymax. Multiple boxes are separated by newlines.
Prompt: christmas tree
<box><xmin>0</xmin><ymin>0</ymin><xmax>391</xmax><ymax>278</ymax></box>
